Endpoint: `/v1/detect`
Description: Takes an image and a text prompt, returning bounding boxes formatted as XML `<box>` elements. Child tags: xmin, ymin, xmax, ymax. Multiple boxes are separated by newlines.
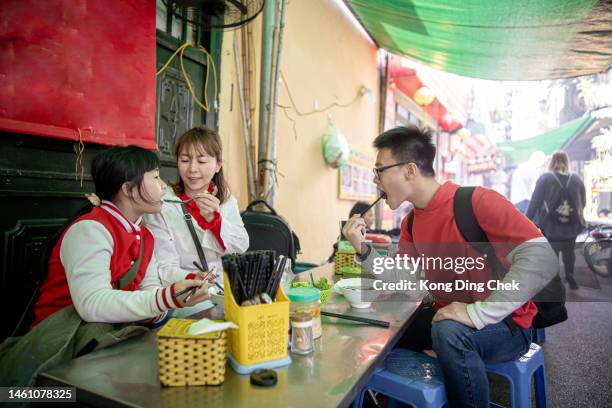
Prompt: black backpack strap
<box><xmin>407</xmin><ymin>210</ymin><xmax>415</xmax><ymax>237</ymax></box>
<box><xmin>551</xmin><ymin>172</ymin><xmax>571</xmax><ymax>189</ymax></box>
<box><xmin>453</xmin><ymin>187</ymin><xmax>506</xmax><ymax>279</ymax></box>
<box><xmin>453</xmin><ymin>187</ymin><xmax>519</xmax><ymax>335</ymax></box>
<box><xmin>453</xmin><ymin>187</ymin><xmax>487</xmax><ymax>242</ymax></box>
<box><xmin>245</xmin><ymin>200</ymin><xmax>277</xmax><ymax>215</ymax></box>
<box><xmin>180</xmin><ymin>203</ymin><xmax>210</xmax><ymax>271</ymax></box>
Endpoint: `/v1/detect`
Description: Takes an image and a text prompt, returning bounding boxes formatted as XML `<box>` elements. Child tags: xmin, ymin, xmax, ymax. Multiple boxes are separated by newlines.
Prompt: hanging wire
<box><xmin>280</xmin><ymin>106</ymin><xmax>298</xmax><ymax>139</ymax></box>
<box><xmin>156</xmin><ymin>42</ymin><xmax>218</xmax><ymax>112</ymax></box>
<box><xmin>74</xmin><ymin>128</ymin><xmax>85</xmax><ymax>187</ymax></box>
<box><xmin>278</xmin><ymin>70</ymin><xmax>361</xmax><ymax>117</ymax></box>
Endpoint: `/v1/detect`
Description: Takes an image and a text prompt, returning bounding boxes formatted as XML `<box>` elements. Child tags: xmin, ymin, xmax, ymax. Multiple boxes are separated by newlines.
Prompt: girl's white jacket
<box><xmin>144</xmin><ymin>187</ymin><xmax>249</xmax><ymax>286</ymax></box>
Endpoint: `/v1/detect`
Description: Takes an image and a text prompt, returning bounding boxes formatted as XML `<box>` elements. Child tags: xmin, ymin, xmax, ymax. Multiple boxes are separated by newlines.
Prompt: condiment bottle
<box><xmin>287</xmin><ymin>287</ymin><xmax>322</xmax><ymax>339</ymax></box>
<box><xmin>290</xmin><ymin>313</ymin><xmax>314</xmax><ymax>355</ymax></box>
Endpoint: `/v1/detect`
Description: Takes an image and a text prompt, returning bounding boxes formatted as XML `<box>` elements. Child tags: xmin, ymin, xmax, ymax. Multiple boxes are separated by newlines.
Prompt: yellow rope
<box><xmin>156</xmin><ymin>42</ymin><xmax>217</xmax><ymax>113</ymax></box>
<box><xmin>74</xmin><ymin>128</ymin><xmax>85</xmax><ymax>187</ymax></box>
<box><xmin>200</xmin><ymin>45</ymin><xmax>218</xmax><ymax>111</ymax></box>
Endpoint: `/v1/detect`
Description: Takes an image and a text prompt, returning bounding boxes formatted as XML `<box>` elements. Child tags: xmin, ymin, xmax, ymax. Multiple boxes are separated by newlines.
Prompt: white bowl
<box><xmin>335</xmin><ymin>278</ymin><xmax>380</xmax><ymax>308</ymax></box>
<box><xmin>208</xmin><ymin>285</ymin><xmax>225</xmax><ymax>308</ymax></box>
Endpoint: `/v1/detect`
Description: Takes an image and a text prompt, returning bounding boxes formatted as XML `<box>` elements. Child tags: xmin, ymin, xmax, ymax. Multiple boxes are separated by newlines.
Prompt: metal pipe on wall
<box><xmin>241</xmin><ymin>24</ymin><xmax>257</xmax><ymax>189</ymax></box>
<box><xmin>256</xmin><ymin>0</ymin><xmax>278</xmax><ymax>202</ymax></box>
<box><xmin>375</xmin><ymin>51</ymin><xmax>389</xmax><ymax>230</ymax></box>
<box><xmin>267</xmin><ymin>0</ymin><xmax>288</xmax><ymax>205</ymax></box>
<box><xmin>233</xmin><ymin>33</ymin><xmax>256</xmax><ymax>202</ymax></box>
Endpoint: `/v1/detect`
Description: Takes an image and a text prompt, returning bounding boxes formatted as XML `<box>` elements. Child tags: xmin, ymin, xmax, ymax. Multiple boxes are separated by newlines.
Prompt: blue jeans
<box><xmin>431</xmin><ymin>319</ymin><xmax>532</xmax><ymax>408</ymax></box>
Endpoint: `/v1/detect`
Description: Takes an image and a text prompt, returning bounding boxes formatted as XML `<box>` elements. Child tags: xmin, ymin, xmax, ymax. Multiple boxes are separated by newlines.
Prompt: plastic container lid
<box><xmin>287</xmin><ymin>287</ymin><xmax>320</xmax><ymax>302</ymax></box>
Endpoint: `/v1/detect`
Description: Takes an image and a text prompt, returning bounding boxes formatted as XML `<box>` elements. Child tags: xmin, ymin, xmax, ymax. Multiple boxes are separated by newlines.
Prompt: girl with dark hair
<box><xmin>144</xmin><ymin>127</ymin><xmax>249</xmax><ymax>294</ymax></box>
<box><xmin>349</xmin><ymin>202</ymin><xmax>375</xmax><ymax>229</ymax></box>
<box><xmin>31</xmin><ymin>146</ymin><xmax>211</xmax><ymax>327</ymax></box>
<box><xmin>327</xmin><ymin>202</ymin><xmax>375</xmax><ymax>263</ymax></box>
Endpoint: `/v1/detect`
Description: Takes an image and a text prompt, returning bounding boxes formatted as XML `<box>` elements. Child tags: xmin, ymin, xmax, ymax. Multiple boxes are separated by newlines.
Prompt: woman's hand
<box><xmin>194</xmin><ymin>192</ymin><xmax>220</xmax><ymax>222</ymax></box>
<box><xmin>173</xmin><ymin>279</ymin><xmax>211</xmax><ymax>307</ymax></box>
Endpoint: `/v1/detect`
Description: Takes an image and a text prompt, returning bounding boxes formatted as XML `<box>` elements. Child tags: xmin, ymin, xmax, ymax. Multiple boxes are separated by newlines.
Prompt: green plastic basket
<box><xmin>291</xmin><ymin>282</ymin><xmax>332</xmax><ymax>305</ymax></box>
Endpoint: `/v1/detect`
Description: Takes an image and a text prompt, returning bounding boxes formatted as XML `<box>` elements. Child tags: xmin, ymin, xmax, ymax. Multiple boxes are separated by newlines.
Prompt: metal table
<box><xmin>38</xmin><ymin>264</ymin><xmax>422</xmax><ymax>407</ymax></box>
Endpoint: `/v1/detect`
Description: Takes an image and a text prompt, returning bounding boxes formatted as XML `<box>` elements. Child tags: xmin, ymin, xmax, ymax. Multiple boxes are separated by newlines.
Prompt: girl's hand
<box><xmin>194</xmin><ymin>193</ymin><xmax>220</xmax><ymax>222</ymax></box>
<box><xmin>173</xmin><ymin>279</ymin><xmax>211</xmax><ymax>307</ymax></box>
<box><xmin>195</xmin><ymin>270</ymin><xmax>219</xmax><ymax>285</ymax></box>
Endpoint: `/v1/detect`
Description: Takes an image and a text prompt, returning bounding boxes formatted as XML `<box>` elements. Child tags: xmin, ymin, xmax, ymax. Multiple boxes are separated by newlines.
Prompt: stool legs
<box><xmin>511</xmin><ymin>372</ymin><xmax>532</xmax><ymax>408</ymax></box>
<box><xmin>534</xmin><ymin>365</ymin><xmax>548</xmax><ymax>408</ymax></box>
<box><xmin>495</xmin><ymin>366</ymin><xmax>548</xmax><ymax>408</ymax></box>
<box><xmin>352</xmin><ymin>389</ymin><xmax>366</xmax><ymax>408</ymax></box>
<box><xmin>352</xmin><ymin>386</ymin><xmax>447</xmax><ymax>408</ymax></box>
<box><xmin>387</xmin><ymin>397</ymin><xmax>407</xmax><ymax>408</ymax></box>
<box><xmin>534</xmin><ymin>328</ymin><xmax>546</xmax><ymax>344</ymax></box>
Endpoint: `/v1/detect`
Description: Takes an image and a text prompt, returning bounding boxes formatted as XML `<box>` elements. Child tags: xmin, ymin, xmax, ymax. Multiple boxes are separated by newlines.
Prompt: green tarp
<box><xmin>499</xmin><ymin>115</ymin><xmax>594</xmax><ymax>164</ymax></box>
<box><xmin>346</xmin><ymin>0</ymin><xmax>612</xmax><ymax>80</ymax></box>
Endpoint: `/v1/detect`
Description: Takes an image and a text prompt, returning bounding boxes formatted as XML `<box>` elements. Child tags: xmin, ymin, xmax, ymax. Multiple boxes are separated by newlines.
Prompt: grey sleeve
<box><xmin>466</xmin><ymin>238</ymin><xmax>558</xmax><ymax>329</ymax></box>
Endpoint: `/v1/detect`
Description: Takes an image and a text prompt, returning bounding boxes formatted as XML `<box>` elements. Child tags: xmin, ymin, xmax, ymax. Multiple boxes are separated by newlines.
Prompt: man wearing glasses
<box><xmin>342</xmin><ymin>126</ymin><xmax>558</xmax><ymax>407</ymax></box>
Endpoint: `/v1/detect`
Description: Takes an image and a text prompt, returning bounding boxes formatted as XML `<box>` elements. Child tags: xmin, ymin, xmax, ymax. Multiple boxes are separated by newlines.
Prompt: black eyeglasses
<box><xmin>373</xmin><ymin>161</ymin><xmax>412</xmax><ymax>179</ymax></box>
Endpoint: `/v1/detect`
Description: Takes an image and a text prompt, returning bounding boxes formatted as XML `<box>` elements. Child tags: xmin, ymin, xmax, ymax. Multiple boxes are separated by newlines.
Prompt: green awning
<box><xmin>346</xmin><ymin>0</ymin><xmax>612</xmax><ymax>80</ymax></box>
<box><xmin>499</xmin><ymin>115</ymin><xmax>594</xmax><ymax>164</ymax></box>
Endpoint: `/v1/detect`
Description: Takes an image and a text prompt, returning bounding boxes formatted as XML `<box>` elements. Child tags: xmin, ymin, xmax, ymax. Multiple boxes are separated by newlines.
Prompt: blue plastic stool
<box><xmin>534</xmin><ymin>328</ymin><xmax>546</xmax><ymax>344</ymax></box>
<box><xmin>353</xmin><ymin>349</ymin><xmax>447</xmax><ymax>408</ymax></box>
<box><xmin>486</xmin><ymin>343</ymin><xmax>548</xmax><ymax>408</ymax></box>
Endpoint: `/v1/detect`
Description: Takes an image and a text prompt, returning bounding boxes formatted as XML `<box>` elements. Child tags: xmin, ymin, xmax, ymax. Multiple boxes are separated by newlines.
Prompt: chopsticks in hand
<box><xmin>173</xmin><ymin>286</ymin><xmax>198</xmax><ymax>303</ymax></box>
<box><xmin>360</xmin><ymin>193</ymin><xmax>386</xmax><ymax>217</ymax></box>
<box><xmin>173</xmin><ymin>261</ymin><xmax>222</xmax><ymax>304</ymax></box>
<box><xmin>193</xmin><ymin>261</ymin><xmax>224</xmax><ymax>293</ymax></box>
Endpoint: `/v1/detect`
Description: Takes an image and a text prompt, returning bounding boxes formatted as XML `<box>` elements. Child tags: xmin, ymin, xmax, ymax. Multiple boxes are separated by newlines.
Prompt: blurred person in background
<box><xmin>511</xmin><ymin>151</ymin><xmax>547</xmax><ymax>213</ymax></box>
<box><xmin>527</xmin><ymin>151</ymin><xmax>586</xmax><ymax>290</ymax></box>
<box><xmin>327</xmin><ymin>202</ymin><xmax>374</xmax><ymax>263</ymax></box>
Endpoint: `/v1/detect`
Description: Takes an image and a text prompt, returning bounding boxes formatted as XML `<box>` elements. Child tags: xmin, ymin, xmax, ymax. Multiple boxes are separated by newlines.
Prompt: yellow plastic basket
<box><xmin>335</xmin><ymin>252</ymin><xmax>361</xmax><ymax>275</ymax></box>
<box><xmin>157</xmin><ymin>318</ymin><xmax>227</xmax><ymax>387</ymax></box>
<box><xmin>223</xmin><ymin>272</ymin><xmax>290</xmax><ymax>366</ymax></box>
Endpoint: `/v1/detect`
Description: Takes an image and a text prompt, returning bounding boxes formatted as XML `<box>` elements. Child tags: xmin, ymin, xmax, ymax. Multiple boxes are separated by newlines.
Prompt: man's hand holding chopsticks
<box><xmin>342</xmin><ymin>214</ymin><xmax>367</xmax><ymax>254</ymax></box>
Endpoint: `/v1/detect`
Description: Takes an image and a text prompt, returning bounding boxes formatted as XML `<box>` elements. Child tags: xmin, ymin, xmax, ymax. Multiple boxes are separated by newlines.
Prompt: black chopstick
<box><xmin>266</xmin><ymin>255</ymin><xmax>283</xmax><ymax>294</ymax></box>
<box><xmin>360</xmin><ymin>193</ymin><xmax>386</xmax><ymax>217</ymax></box>
<box><xmin>321</xmin><ymin>311</ymin><xmax>390</xmax><ymax>328</ymax></box>
<box><xmin>173</xmin><ymin>286</ymin><xmax>197</xmax><ymax>302</ymax></box>
<box><xmin>270</xmin><ymin>256</ymin><xmax>287</xmax><ymax>299</ymax></box>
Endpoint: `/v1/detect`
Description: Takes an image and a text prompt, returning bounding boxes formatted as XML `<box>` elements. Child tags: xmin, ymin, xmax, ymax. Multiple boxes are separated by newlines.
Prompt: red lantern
<box><xmin>440</xmin><ymin>112</ymin><xmax>461</xmax><ymax>131</ymax></box>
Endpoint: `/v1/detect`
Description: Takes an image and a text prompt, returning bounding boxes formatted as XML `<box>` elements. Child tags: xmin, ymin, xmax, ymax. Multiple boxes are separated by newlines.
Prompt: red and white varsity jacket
<box><xmin>32</xmin><ymin>200</ymin><xmax>181</xmax><ymax>327</ymax></box>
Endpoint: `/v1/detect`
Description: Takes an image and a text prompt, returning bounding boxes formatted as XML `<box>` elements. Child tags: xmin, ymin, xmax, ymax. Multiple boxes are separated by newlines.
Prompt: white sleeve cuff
<box><xmin>466</xmin><ymin>303</ymin><xmax>486</xmax><ymax>330</ymax></box>
<box><xmin>154</xmin><ymin>284</ymin><xmax>181</xmax><ymax>313</ymax></box>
